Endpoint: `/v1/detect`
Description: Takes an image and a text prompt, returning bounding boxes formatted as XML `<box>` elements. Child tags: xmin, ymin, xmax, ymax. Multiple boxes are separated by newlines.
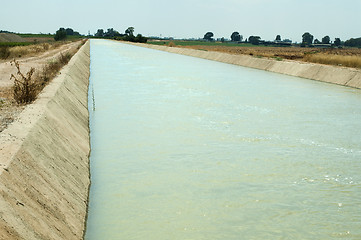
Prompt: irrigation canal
<box><xmin>85</xmin><ymin>39</ymin><xmax>361</xmax><ymax>239</ymax></box>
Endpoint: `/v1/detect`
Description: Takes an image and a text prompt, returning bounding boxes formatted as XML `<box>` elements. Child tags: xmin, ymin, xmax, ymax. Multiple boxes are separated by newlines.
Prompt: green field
<box><xmin>18</xmin><ymin>33</ymin><xmax>54</xmax><ymax>38</ymax></box>
<box><xmin>0</xmin><ymin>42</ymin><xmax>33</xmax><ymax>47</ymax></box>
<box><xmin>18</xmin><ymin>33</ymin><xmax>84</xmax><ymax>40</ymax></box>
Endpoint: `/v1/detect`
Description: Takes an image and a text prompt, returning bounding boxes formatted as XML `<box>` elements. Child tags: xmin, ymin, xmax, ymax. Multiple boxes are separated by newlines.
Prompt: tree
<box><xmin>203</xmin><ymin>32</ymin><xmax>214</xmax><ymax>41</ymax></box>
<box><xmin>125</xmin><ymin>27</ymin><xmax>134</xmax><ymax>36</ymax></box>
<box><xmin>275</xmin><ymin>35</ymin><xmax>281</xmax><ymax>41</ymax></box>
<box><xmin>314</xmin><ymin>39</ymin><xmax>321</xmax><ymax>44</ymax></box>
<box><xmin>248</xmin><ymin>36</ymin><xmax>261</xmax><ymax>45</ymax></box>
<box><xmin>322</xmin><ymin>35</ymin><xmax>330</xmax><ymax>44</ymax></box>
<box><xmin>65</xmin><ymin>28</ymin><xmax>74</xmax><ymax>36</ymax></box>
<box><xmin>134</xmin><ymin>34</ymin><xmax>148</xmax><ymax>43</ymax></box>
<box><xmin>95</xmin><ymin>29</ymin><xmax>104</xmax><ymax>37</ymax></box>
<box><xmin>302</xmin><ymin>32</ymin><xmax>314</xmax><ymax>45</ymax></box>
<box><xmin>104</xmin><ymin>28</ymin><xmax>120</xmax><ymax>38</ymax></box>
<box><xmin>344</xmin><ymin>37</ymin><xmax>361</xmax><ymax>47</ymax></box>
<box><xmin>221</xmin><ymin>37</ymin><xmax>225</xmax><ymax>43</ymax></box>
<box><xmin>54</xmin><ymin>28</ymin><xmax>67</xmax><ymax>41</ymax></box>
<box><xmin>231</xmin><ymin>32</ymin><xmax>241</xmax><ymax>42</ymax></box>
<box><xmin>334</xmin><ymin>38</ymin><xmax>341</xmax><ymax>47</ymax></box>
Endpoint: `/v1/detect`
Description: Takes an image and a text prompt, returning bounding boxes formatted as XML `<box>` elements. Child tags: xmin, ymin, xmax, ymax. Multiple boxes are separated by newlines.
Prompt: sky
<box><xmin>1</xmin><ymin>0</ymin><xmax>360</xmax><ymax>42</ymax></box>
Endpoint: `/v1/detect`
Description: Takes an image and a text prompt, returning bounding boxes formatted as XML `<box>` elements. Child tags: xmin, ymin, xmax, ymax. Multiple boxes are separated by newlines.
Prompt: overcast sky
<box><xmin>1</xmin><ymin>0</ymin><xmax>360</xmax><ymax>42</ymax></box>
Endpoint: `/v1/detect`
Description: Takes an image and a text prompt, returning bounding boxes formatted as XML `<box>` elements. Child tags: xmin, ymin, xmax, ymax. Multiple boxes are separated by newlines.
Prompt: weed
<box><xmin>167</xmin><ymin>41</ymin><xmax>176</xmax><ymax>47</ymax></box>
<box><xmin>36</xmin><ymin>50</ymin><xmax>76</xmax><ymax>89</ymax></box>
<box><xmin>10</xmin><ymin>60</ymin><xmax>38</xmax><ymax>104</ymax></box>
<box><xmin>272</xmin><ymin>56</ymin><xmax>283</xmax><ymax>61</ymax></box>
<box><xmin>77</xmin><ymin>39</ymin><xmax>87</xmax><ymax>49</ymax></box>
<box><xmin>59</xmin><ymin>52</ymin><xmax>72</xmax><ymax>64</ymax></box>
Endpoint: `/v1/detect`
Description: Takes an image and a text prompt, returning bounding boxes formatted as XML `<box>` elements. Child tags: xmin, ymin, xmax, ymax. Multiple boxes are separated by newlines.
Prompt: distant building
<box><xmin>312</xmin><ymin>44</ymin><xmax>332</xmax><ymax>48</ymax></box>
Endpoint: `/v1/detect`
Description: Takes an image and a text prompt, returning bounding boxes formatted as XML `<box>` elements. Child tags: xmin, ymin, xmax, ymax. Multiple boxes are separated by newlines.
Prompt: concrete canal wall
<box><xmin>0</xmin><ymin>41</ymin><xmax>90</xmax><ymax>239</ymax></box>
<box><xmin>136</xmin><ymin>43</ymin><xmax>361</xmax><ymax>89</ymax></box>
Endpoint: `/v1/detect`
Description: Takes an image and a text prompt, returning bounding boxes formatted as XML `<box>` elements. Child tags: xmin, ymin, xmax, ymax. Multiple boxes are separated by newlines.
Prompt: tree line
<box><xmin>302</xmin><ymin>32</ymin><xmax>361</xmax><ymax>47</ymax></box>
<box><xmin>203</xmin><ymin>31</ymin><xmax>361</xmax><ymax>47</ymax></box>
<box><xmin>54</xmin><ymin>27</ymin><xmax>147</xmax><ymax>43</ymax></box>
<box><xmin>93</xmin><ymin>27</ymin><xmax>147</xmax><ymax>43</ymax></box>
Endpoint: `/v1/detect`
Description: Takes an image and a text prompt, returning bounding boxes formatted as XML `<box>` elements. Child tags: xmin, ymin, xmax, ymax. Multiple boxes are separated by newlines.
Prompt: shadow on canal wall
<box><xmin>136</xmin><ymin>43</ymin><xmax>361</xmax><ymax>89</ymax></box>
<box><xmin>0</xmin><ymin>41</ymin><xmax>90</xmax><ymax>239</ymax></box>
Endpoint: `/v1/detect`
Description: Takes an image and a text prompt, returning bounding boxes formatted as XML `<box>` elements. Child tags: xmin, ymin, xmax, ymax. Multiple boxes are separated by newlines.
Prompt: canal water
<box><xmin>85</xmin><ymin>39</ymin><xmax>361</xmax><ymax>239</ymax></box>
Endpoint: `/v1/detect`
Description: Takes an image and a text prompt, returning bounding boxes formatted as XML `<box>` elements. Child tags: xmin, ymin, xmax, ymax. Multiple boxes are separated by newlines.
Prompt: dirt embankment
<box><xmin>0</xmin><ymin>41</ymin><xmax>80</xmax><ymax>132</ymax></box>
<box><xmin>0</xmin><ymin>41</ymin><xmax>90</xmax><ymax>239</ymax></box>
<box><xmin>136</xmin><ymin>43</ymin><xmax>361</xmax><ymax>89</ymax></box>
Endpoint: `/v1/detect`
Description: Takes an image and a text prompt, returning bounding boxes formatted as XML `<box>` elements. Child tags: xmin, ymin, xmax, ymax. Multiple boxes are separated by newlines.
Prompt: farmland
<box><xmin>147</xmin><ymin>40</ymin><xmax>361</xmax><ymax>69</ymax></box>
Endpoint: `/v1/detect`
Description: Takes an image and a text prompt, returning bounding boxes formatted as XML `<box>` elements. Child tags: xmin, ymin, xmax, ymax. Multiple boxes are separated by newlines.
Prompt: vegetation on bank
<box><xmin>303</xmin><ymin>53</ymin><xmax>361</xmax><ymax>69</ymax></box>
<box><xmin>0</xmin><ymin>29</ymin><xmax>85</xmax><ymax>60</ymax></box>
<box><xmin>0</xmin><ymin>41</ymin><xmax>67</xmax><ymax>60</ymax></box>
<box><xmin>150</xmin><ymin>40</ymin><xmax>361</xmax><ymax>69</ymax></box>
<box><xmin>9</xmin><ymin>40</ymin><xmax>86</xmax><ymax>104</ymax></box>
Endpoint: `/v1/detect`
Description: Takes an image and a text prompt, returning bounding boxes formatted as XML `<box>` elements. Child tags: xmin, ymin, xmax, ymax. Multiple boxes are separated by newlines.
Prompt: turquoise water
<box><xmin>85</xmin><ymin>39</ymin><xmax>361</xmax><ymax>239</ymax></box>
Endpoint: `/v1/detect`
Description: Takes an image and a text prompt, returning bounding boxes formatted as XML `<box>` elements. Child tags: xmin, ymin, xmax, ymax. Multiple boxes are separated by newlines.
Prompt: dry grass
<box><xmin>184</xmin><ymin>45</ymin><xmax>308</xmax><ymax>59</ymax></box>
<box><xmin>1</xmin><ymin>42</ymin><xmax>66</xmax><ymax>59</ymax></box>
<box><xmin>179</xmin><ymin>45</ymin><xmax>361</xmax><ymax>69</ymax></box>
<box><xmin>36</xmin><ymin>52</ymin><xmax>73</xmax><ymax>87</ymax></box>
<box><xmin>303</xmin><ymin>53</ymin><xmax>361</xmax><ymax>68</ymax></box>
<box><xmin>9</xmin><ymin>46</ymin><xmax>80</xmax><ymax>104</ymax></box>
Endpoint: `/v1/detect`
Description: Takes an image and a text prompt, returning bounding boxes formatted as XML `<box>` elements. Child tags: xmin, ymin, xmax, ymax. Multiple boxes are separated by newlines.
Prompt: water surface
<box><xmin>86</xmin><ymin>39</ymin><xmax>361</xmax><ymax>239</ymax></box>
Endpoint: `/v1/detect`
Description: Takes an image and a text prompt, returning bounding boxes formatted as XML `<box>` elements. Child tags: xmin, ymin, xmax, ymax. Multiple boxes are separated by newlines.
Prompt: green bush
<box><xmin>54</xmin><ymin>28</ymin><xmax>67</xmax><ymax>41</ymax></box>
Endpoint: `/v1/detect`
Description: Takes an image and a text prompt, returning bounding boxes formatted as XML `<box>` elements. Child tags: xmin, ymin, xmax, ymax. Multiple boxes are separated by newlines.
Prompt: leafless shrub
<box><xmin>10</xmin><ymin>60</ymin><xmax>38</xmax><ymax>104</ymax></box>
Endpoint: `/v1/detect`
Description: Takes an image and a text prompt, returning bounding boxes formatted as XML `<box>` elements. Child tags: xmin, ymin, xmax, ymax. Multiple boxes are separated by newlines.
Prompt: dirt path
<box><xmin>0</xmin><ymin>41</ymin><xmax>81</xmax><ymax>132</ymax></box>
<box><xmin>0</xmin><ymin>41</ymin><xmax>79</xmax><ymax>87</ymax></box>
